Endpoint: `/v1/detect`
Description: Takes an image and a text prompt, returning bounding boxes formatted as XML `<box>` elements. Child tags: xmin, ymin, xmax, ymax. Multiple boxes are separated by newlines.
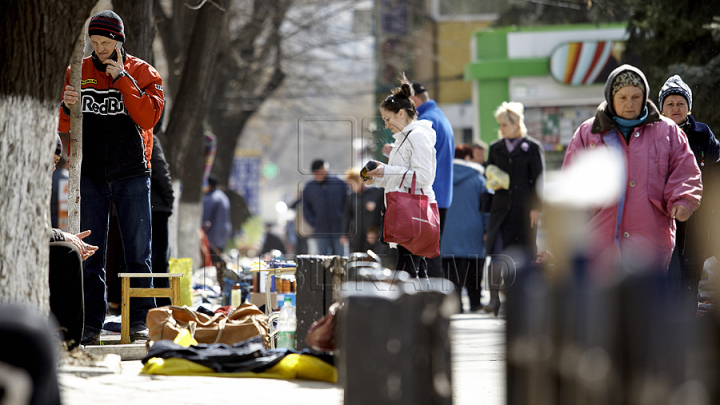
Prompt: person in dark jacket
<box><xmin>150</xmin><ymin>135</ymin><xmax>175</xmax><ymax>306</ymax></box>
<box><xmin>302</xmin><ymin>160</ymin><xmax>349</xmax><ymax>255</ymax></box>
<box><xmin>441</xmin><ymin>145</ymin><xmax>489</xmax><ymax>312</ymax></box>
<box><xmin>202</xmin><ymin>174</ymin><xmax>233</xmax><ymax>258</ymax></box>
<box><xmin>342</xmin><ymin>167</ymin><xmax>384</xmax><ymax>254</ymax></box>
<box><xmin>660</xmin><ymin>75</ymin><xmax>720</xmax><ymax>317</ymax></box>
<box><xmin>485</xmin><ymin>102</ymin><xmax>544</xmax><ymax>316</ymax></box>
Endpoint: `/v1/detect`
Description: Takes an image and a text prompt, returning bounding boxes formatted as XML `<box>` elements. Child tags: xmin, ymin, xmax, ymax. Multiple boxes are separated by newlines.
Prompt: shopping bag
<box><xmin>486</xmin><ymin>164</ymin><xmax>510</xmax><ymax>191</ymax></box>
<box><xmin>383</xmin><ymin>173</ymin><xmax>441</xmax><ymax>258</ymax></box>
<box><xmin>147</xmin><ymin>303</ymin><xmax>269</xmax><ymax>347</ymax></box>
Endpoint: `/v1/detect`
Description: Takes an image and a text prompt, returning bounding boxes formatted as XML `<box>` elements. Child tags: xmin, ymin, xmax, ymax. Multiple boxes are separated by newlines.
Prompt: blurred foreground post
<box><xmin>506</xmin><ymin>150</ymin><xmax>718</xmax><ymax>404</ymax></box>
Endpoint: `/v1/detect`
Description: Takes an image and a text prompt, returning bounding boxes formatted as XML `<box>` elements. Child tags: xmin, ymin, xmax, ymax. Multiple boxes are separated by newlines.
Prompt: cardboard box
<box><xmin>249</xmin><ymin>292</ymin><xmax>277</xmax><ymax>310</ymax></box>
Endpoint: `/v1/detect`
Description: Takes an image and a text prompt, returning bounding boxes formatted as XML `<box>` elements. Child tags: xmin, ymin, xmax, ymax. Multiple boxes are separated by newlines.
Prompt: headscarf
<box><xmin>603</xmin><ymin>65</ymin><xmax>650</xmax><ymax>118</ymax></box>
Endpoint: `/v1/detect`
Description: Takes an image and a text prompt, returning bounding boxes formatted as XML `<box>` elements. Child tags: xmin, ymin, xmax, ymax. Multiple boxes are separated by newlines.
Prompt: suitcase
<box><xmin>295</xmin><ymin>255</ymin><xmax>346</xmax><ymax>350</ymax></box>
<box><xmin>339</xmin><ymin>279</ymin><xmax>456</xmax><ymax>404</ymax></box>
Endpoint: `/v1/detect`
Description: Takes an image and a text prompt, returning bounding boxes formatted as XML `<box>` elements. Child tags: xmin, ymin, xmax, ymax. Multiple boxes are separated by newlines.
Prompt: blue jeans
<box><xmin>81</xmin><ymin>175</ymin><xmax>155</xmax><ymax>333</ymax></box>
<box><xmin>316</xmin><ymin>236</ymin><xmax>343</xmax><ymax>256</ymax></box>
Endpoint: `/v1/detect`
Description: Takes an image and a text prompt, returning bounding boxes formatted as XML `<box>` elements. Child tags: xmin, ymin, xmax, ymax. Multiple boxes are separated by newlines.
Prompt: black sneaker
<box><xmin>81</xmin><ymin>329</ymin><xmax>102</xmax><ymax>346</ymax></box>
<box><xmin>129</xmin><ymin>324</ymin><xmax>149</xmax><ymax>341</ymax></box>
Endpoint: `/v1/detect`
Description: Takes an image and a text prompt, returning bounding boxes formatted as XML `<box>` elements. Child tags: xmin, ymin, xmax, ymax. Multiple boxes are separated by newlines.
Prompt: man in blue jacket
<box><xmin>412</xmin><ymin>82</ymin><xmax>454</xmax><ymax>277</ymax></box>
<box><xmin>302</xmin><ymin>160</ymin><xmax>349</xmax><ymax>255</ymax></box>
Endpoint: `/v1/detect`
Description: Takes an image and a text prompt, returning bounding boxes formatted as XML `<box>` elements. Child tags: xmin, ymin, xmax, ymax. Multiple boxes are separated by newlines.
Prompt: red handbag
<box><xmin>383</xmin><ymin>172</ymin><xmax>441</xmax><ymax>258</ymax></box>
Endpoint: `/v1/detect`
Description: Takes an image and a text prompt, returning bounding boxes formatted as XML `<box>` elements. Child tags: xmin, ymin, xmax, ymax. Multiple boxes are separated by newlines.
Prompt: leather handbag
<box><xmin>147</xmin><ymin>303</ymin><xmax>269</xmax><ymax>347</ymax></box>
<box><xmin>383</xmin><ymin>172</ymin><xmax>441</xmax><ymax>258</ymax></box>
<box><xmin>304</xmin><ymin>302</ymin><xmax>342</xmax><ymax>352</ymax></box>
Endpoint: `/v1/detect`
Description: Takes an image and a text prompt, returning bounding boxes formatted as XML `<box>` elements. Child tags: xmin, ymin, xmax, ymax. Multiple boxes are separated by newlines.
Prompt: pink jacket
<box><xmin>563</xmin><ymin>108</ymin><xmax>702</xmax><ymax>271</ymax></box>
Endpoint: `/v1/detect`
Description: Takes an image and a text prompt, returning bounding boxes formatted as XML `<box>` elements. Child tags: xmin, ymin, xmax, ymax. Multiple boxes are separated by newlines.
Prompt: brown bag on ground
<box><xmin>304</xmin><ymin>302</ymin><xmax>342</xmax><ymax>352</ymax></box>
<box><xmin>147</xmin><ymin>303</ymin><xmax>269</xmax><ymax>347</ymax></box>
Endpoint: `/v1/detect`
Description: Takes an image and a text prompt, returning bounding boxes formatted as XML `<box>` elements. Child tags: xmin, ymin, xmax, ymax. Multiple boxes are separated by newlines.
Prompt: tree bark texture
<box><xmin>163</xmin><ymin>0</ymin><xmax>228</xmax><ymax>201</ymax></box>
<box><xmin>113</xmin><ymin>0</ymin><xmax>155</xmax><ymax>63</ymax></box>
<box><xmin>0</xmin><ymin>98</ymin><xmax>58</xmax><ymax>307</ymax></box>
<box><xmin>0</xmin><ymin>1</ymin><xmax>96</xmax><ymax>101</ymax></box>
<box><xmin>177</xmin><ymin>202</ymin><xmax>203</xmax><ymax>275</ymax></box>
<box><xmin>0</xmin><ymin>0</ymin><xmax>96</xmax><ymax>308</ymax></box>
<box><xmin>67</xmin><ymin>34</ymin><xmax>85</xmax><ymax>235</ymax></box>
<box><xmin>206</xmin><ymin>0</ymin><xmax>290</xmax><ymax>184</ymax></box>
<box><xmin>154</xmin><ymin>0</ymin><xmax>199</xmax><ymax>98</ymax></box>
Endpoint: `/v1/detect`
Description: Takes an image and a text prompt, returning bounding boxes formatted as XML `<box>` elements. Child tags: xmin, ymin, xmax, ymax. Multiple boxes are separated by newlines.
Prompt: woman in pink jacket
<box><xmin>562</xmin><ymin>65</ymin><xmax>702</xmax><ymax>273</ymax></box>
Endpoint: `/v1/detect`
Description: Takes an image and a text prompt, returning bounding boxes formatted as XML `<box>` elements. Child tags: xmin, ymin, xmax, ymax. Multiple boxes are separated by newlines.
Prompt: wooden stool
<box><xmin>119</xmin><ymin>273</ymin><xmax>182</xmax><ymax>344</ymax></box>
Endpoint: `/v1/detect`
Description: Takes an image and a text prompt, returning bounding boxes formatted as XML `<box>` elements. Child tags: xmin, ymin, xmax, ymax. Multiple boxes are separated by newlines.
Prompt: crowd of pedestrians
<box><xmin>285</xmin><ymin>65</ymin><xmax>715</xmax><ymax>319</ymax></box>
<box><xmin>42</xmin><ymin>10</ymin><xmax>715</xmax><ymax>355</ymax></box>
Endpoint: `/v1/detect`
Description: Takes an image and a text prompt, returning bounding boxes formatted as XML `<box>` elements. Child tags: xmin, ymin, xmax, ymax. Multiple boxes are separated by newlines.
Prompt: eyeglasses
<box><xmin>384</xmin><ymin>94</ymin><xmax>397</xmax><ymax>105</ymax></box>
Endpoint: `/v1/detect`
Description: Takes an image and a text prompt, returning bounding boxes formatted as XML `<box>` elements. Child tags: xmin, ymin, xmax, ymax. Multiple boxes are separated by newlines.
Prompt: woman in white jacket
<box><xmin>364</xmin><ymin>77</ymin><xmax>437</xmax><ymax>277</ymax></box>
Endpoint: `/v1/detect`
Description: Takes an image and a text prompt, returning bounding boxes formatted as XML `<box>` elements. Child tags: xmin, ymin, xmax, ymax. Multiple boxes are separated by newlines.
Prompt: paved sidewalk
<box><xmin>59</xmin><ymin>312</ymin><xmax>505</xmax><ymax>404</ymax></box>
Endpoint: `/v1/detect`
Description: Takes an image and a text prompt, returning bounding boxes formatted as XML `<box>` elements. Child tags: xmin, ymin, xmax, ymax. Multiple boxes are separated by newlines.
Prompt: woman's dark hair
<box><xmin>380</xmin><ymin>73</ymin><xmax>417</xmax><ymax>119</ymax></box>
<box><xmin>454</xmin><ymin>144</ymin><xmax>473</xmax><ymax>160</ymax></box>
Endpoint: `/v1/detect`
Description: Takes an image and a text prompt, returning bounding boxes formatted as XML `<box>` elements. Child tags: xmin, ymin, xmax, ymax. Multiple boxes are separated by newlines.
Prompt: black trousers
<box><xmin>152</xmin><ymin>211</ymin><xmax>172</xmax><ymax>307</ymax></box>
<box><xmin>443</xmin><ymin>256</ymin><xmax>484</xmax><ymax>312</ymax></box>
<box><xmin>396</xmin><ymin>244</ymin><xmax>424</xmax><ymax>278</ymax></box>
<box><xmin>49</xmin><ymin>241</ymin><xmax>84</xmax><ymax>348</ymax></box>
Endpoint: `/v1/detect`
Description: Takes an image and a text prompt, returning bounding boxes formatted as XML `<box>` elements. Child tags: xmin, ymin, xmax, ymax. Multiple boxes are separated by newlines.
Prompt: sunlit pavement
<box><xmin>59</xmin><ymin>311</ymin><xmax>506</xmax><ymax>405</ymax></box>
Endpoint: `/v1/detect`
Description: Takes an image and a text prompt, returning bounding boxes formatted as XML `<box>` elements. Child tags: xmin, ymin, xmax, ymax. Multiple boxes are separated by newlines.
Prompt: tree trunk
<box><xmin>154</xmin><ymin>0</ymin><xmax>199</xmax><ymax>99</ymax></box>
<box><xmin>0</xmin><ymin>0</ymin><xmax>97</xmax><ymax>308</ymax></box>
<box><xmin>208</xmin><ymin>111</ymin><xmax>252</xmax><ymax>184</ymax></box>
<box><xmin>164</xmin><ymin>2</ymin><xmax>227</xmax><ymax>176</ymax></box>
<box><xmin>67</xmin><ymin>33</ymin><xmax>84</xmax><ymax>235</ymax></box>
<box><xmin>205</xmin><ymin>0</ymin><xmax>290</xmax><ymax>185</ymax></box>
<box><xmin>177</xmin><ymin>202</ymin><xmax>203</xmax><ymax>274</ymax></box>
<box><xmin>0</xmin><ymin>98</ymin><xmax>57</xmax><ymax>308</ymax></box>
<box><xmin>113</xmin><ymin>0</ymin><xmax>155</xmax><ymax>63</ymax></box>
<box><xmin>160</xmin><ymin>1</ymin><xmax>227</xmax><ymax>259</ymax></box>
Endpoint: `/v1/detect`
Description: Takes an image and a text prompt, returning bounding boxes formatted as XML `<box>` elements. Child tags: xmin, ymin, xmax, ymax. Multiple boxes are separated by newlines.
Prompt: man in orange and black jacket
<box><xmin>58</xmin><ymin>10</ymin><xmax>164</xmax><ymax>345</ymax></box>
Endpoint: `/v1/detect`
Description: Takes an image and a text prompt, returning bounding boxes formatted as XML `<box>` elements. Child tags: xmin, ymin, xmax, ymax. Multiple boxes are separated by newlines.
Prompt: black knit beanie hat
<box><xmin>88</xmin><ymin>10</ymin><xmax>125</xmax><ymax>43</ymax></box>
<box><xmin>658</xmin><ymin>75</ymin><xmax>692</xmax><ymax>113</ymax></box>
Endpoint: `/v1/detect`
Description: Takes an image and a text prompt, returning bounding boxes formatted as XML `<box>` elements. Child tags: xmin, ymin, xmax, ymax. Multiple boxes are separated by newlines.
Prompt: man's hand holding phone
<box><xmin>103</xmin><ymin>44</ymin><xmax>124</xmax><ymax>80</ymax></box>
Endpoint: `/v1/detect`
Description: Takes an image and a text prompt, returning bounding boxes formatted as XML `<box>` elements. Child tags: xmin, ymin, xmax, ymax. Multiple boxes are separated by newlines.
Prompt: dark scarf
<box><xmin>679</xmin><ymin>116</ymin><xmax>691</xmax><ymax>133</ymax></box>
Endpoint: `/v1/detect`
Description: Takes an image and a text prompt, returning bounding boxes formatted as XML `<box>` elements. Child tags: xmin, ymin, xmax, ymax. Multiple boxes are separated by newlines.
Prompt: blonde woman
<box><xmin>484</xmin><ymin>102</ymin><xmax>544</xmax><ymax>315</ymax></box>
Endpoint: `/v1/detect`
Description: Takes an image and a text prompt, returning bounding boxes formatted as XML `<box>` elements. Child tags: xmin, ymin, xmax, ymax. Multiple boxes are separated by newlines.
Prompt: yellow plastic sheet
<box><xmin>140</xmin><ymin>353</ymin><xmax>337</xmax><ymax>383</ymax></box>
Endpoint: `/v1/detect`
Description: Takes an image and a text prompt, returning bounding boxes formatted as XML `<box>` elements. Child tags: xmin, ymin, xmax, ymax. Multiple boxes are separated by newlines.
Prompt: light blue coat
<box><xmin>440</xmin><ymin>160</ymin><xmax>488</xmax><ymax>258</ymax></box>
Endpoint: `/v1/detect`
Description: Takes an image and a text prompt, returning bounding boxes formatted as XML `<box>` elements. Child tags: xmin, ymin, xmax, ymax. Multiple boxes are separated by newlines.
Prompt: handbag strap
<box><xmin>399</xmin><ymin>172</ymin><xmax>422</xmax><ymax>195</ymax></box>
<box><xmin>181</xmin><ymin>305</ymin><xmax>227</xmax><ymax>327</ymax></box>
<box><xmin>395</xmin><ymin>129</ymin><xmax>427</xmax><ymax>195</ymax></box>
<box><xmin>214</xmin><ymin>318</ymin><xmax>227</xmax><ymax>344</ymax></box>
<box><xmin>180</xmin><ymin>305</ymin><xmax>228</xmax><ymax>344</ymax></box>
<box><xmin>395</xmin><ymin>129</ymin><xmax>413</xmax><ymax>150</ymax></box>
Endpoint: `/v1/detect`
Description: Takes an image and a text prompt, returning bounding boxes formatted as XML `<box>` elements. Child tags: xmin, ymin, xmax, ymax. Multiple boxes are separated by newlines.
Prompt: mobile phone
<box><xmin>110</xmin><ymin>42</ymin><xmax>122</xmax><ymax>60</ymax></box>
